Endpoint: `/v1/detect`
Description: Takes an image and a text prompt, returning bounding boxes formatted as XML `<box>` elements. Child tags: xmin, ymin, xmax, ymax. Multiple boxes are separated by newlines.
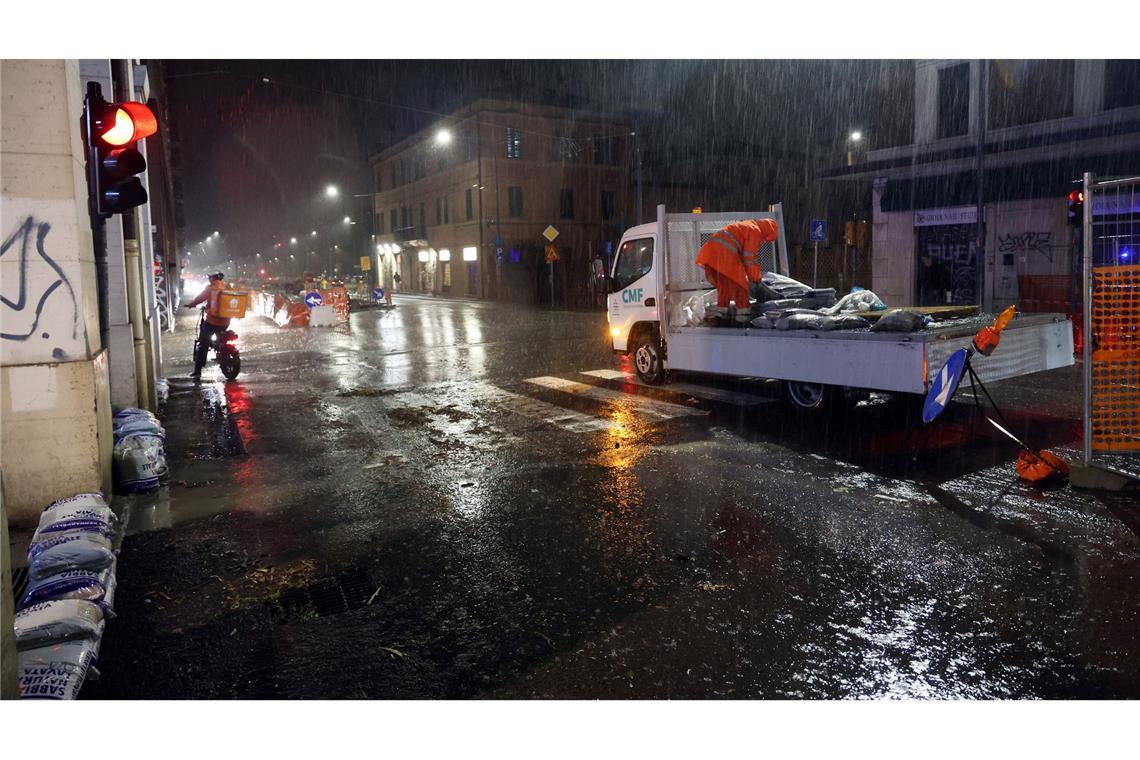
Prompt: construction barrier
<box><xmin>248</xmin><ymin>290</ymin><xmax>310</xmax><ymax>328</ymax></box>
<box><xmin>319</xmin><ymin>287</ymin><xmax>350</xmax><ymax>322</ymax></box>
<box><xmin>1089</xmin><ymin>264</ymin><xmax>1140</xmax><ymax>452</ymax></box>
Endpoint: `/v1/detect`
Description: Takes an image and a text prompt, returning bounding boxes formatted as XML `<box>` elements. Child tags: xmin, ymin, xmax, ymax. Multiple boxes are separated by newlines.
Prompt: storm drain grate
<box><xmin>12</xmin><ymin>566</ymin><xmax>29</xmax><ymax>604</ymax></box>
<box><xmin>278</xmin><ymin>567</ymin><xmax>375</xmax><ymax>618</ymax></box>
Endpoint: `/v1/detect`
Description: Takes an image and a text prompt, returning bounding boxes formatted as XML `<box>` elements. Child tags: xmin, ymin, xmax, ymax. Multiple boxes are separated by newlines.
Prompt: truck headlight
<box><xmin>611</xmin><ymin>328</ymin><xmax>621</xmax><ymax>338</ymax></box>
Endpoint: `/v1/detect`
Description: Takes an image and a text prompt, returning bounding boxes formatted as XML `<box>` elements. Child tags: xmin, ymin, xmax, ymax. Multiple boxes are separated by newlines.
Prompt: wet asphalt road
<box><xmin>84</xmin><ymin>294</ymin><xmax>1140</xmax><ymax>699</ymax></box>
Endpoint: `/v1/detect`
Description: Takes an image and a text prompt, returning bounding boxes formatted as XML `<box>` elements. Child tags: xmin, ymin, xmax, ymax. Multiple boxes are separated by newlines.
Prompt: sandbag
<box><xmin>43</xmin><ymin>492</ymin><xmax>107</xmax><ymax>513</ymax></box>
<box><xmin>36</xmin><ymin>504</ymin><xmax>115</xmax><ymax>537</ymax></box>
<box><xmin>820</xmin><ymin>314</ymin><xmax>871</xmax><ymax>331</ymax></box>
<box><xmin>753</xmin><ymin>272</ymin><xmax>812</xmax><ymax>302</ymax></box>
<box><xmin>14</xmin><ymin>600</ymin><xmax>105</xmax><ymax>651</ymax></box>
<box><xmin>28</xmin><ymin>530</ymin><xmax>115</xmax><ymax>580</ymax></box>
<box><xmin>113</xmin><ymin>432</ymin><xmax>166</xmax><ymax>493</ymax></box>
<box><xmin>823</xmin><ymin>288</ymin><xmax>887</xmax><ymax>315</ymax></box>
<box><xmin>870</xmin><ymin>309</ymin><xmax>932</xmax><ymax>333</ymax></box>
<box><xmin>18</xmin><ymin>639</ymin><xmax>99</xmax><ymax>699</ymax></box>
<box><xmin>776</xmin><ymin>313</ymin><xmax>870</xmax><ymax>331</ymax></box>
<box><xmin>21</xmin><ymin>561</ymin><xmax>118</xmax><ymax>613</ymax></box>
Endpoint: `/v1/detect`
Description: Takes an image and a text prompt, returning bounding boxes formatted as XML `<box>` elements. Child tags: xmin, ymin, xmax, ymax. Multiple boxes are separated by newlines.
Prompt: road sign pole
<box><xmin>813</xmin><ymin>241</ymin><xmax>818</xmax><ymax>288</ymax></box>
<box><xmin>549</xmin><ymin>261</ymin><xmax>554</xmax><ymax>309</ymax></box>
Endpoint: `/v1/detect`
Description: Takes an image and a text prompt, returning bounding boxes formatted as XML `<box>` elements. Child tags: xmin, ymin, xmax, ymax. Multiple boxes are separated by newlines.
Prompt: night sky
<box><xmin>162</xmin><ymin>60</ymin><xmax>890</xmax><ymax>265</ymax></box>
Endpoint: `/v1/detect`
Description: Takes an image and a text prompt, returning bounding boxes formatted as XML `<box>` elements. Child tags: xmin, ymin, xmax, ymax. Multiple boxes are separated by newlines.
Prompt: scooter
<box><xmin>193</xmin><ymin>308</ymin><xmax>241</xmax><ymax>380</ymax></box>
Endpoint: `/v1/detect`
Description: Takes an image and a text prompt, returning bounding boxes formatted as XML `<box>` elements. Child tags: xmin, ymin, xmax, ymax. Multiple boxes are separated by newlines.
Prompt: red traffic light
<box><xmin>1067</xmin><ymin>189</ymin><xmax>1085</xmax><ymax>204</ymax></box>
<box><xmin>96</xmin><ymin>102</ymin><xmax>157</xmax><ymax>147</ymax></box>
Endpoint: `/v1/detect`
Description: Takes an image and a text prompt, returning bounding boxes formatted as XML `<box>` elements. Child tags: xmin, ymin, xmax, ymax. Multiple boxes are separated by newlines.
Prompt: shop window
<box><xmin>508</xmin><ymin>186</ymin><xmax>523</xmax><ymax>217</ymax></box>
<box><xmin>560</xmin><ymin>189</ymin><xmax>574</xmax><ymax>219</ymax></box>
<box><xmin>938</xmin><ymin>62</ymin><xmax>970</xmax><ymax>139</ymax></box>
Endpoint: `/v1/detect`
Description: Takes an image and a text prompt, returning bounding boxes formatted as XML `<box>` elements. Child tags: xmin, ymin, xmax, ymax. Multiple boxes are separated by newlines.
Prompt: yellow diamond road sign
<box><xmin>543</xmin><ymin>225</ymin><xmax>559</xmax><ymax>242</ymax></box>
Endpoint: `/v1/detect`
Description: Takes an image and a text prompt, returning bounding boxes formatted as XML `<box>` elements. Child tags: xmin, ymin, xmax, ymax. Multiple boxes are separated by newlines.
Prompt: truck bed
<box><xmin>664</xmin><ymin>313</ymin><xmax>1074</xmax><ymax>394</ymax></box>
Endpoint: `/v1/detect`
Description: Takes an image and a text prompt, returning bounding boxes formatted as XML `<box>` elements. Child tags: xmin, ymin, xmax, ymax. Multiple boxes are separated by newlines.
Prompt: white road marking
<box><xmin>580</xmin><ymin>369</ymin><xmax>632</xmax><ymax>380</ymax></box>
<box><xmin>493</xmin><ymin>388</ymin><xmax>616</xmax><ymax>432</ymax></box>
<box><xmin>579</xmin><ymin>369</ymin><xmax>775</xmax><ymax>408</ymax></box>
<box><xmin>524</xmin><ymin>376</ymin><xmax>707</xmax><ymax>421</ymax></box>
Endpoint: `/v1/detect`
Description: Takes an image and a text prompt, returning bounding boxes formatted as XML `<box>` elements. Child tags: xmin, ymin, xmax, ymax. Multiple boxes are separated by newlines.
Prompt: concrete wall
<box><xmin>1</xmin><ymin>59</ymin><xmax>113</xmax><ymax>526</ymax></box>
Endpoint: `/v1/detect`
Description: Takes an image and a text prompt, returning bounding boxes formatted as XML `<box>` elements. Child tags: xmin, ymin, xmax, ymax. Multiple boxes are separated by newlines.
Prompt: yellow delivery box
<box><xmin>217</xmin><ymin>289</ymin><xmax>249</xmax><ymax>319</ymax></box>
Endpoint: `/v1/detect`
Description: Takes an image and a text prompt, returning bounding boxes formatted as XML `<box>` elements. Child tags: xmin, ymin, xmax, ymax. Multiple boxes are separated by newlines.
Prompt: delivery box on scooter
<box><xmin>217</xmin><ymin>290</ymin><xmax>248</xmax><ymax>319</ymax></box>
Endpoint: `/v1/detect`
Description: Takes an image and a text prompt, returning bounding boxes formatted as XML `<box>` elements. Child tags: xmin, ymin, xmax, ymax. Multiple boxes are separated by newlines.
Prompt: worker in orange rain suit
<box><xmin>695</xmin><ymin>219</ymin><xmax>780</xmax><ymax>308</ymax></box>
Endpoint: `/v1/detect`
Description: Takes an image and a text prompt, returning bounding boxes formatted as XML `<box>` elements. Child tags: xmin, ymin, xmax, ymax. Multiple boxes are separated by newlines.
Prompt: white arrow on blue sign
<box><xmin>810</xmin><ymin>219</ymin><xmax>828</xmax><ymax>242</ymax></box>
<box><xmin>923</xmin><ymin>348</ymin><xmax>969</xmax><ymax>423</ymax></box>
<box><xmin>372</xmin><ymin>288</ymin><xmax>384</xmax><ymax>300</ymax></box>
<box><xmin>305</xmin><ymin>291</ymin><xmax>324</xmax><ymax>308</ymax></box>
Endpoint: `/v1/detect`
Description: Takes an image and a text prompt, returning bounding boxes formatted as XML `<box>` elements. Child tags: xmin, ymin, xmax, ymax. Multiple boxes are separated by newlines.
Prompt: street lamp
<box><xmin>847</xmin><ymin>131</ymin><xmax>863</xmax><ymax>167</ymax></box>
<box><xmin>435</xmin><ymin>129</ymin><xmax>452</xmax><ymax>146</ymax></box>
<box><xmin>290</xmin><ymin>237</ymin><xmax>297</xmax><ymax>244</ymax></box>
<box><xmin>343</xmin><ymin>216</ymin><xmax>351</xmax><ymax>224</ymax></box>
<box><xmin>325</xmin><ymin>185</ymin><xmax>339</xmax><ymax>199</ymax></box>
<box><xmin>311</xmin><ymin>230</ymin><xmax>317</xmax><ymax>236</ymax></box>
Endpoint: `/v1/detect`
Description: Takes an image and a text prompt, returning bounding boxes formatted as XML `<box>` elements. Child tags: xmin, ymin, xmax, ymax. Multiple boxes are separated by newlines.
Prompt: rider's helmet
<box><xmin>209</xmin><ymin>272</ymin><xmax>225</xmax><ymax>281</ymax></box>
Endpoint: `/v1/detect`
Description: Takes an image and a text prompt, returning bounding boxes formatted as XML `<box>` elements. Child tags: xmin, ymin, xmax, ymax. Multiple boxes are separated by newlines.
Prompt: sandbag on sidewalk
<box><xmin>14</xmin><ymin>600</ymin><xmax>105</xmax><ymax>651</ymax></box>
<box><xmin>17</xmin><ymin>639</ymin><xmax>99</xmax><ymax>699</ymax></box>
<box><xmin>28</xmin><ymin>530</ymin><xmax>115</xmax><ymax>580</ymax></box>
<box><xmin>21</xmin><ymin>560</ymin><xmax>118</xmax><ymax>614</ymax></box>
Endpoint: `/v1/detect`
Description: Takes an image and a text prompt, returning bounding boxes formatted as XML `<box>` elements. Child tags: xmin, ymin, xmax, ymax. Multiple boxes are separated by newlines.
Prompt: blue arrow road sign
<box><xmin>810</xmin><ymin>219</ymin><xmax>828</xmax><ymax>242</ymax></box>
<box><xmin>305</xmin><ymin>291</ymin><xmax>324</xmax><ymax>308</ymax></box>
<box><xmin>923</xmin><ymin>348</ymin><xmax>969</xmax><ymax>423</ymax></box>
<box><xmin>372</xmin><ymin>287</ymin><xmax>384</xmax><ymax>301</ymax></box>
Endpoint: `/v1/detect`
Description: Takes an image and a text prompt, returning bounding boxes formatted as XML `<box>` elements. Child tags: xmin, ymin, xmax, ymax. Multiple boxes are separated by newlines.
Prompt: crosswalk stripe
<box><xmin>580</xmin><ymin>369</ymin><xmax>632</xmax><ymax>380</ymax></box>
<box><xmin>492</xmin><ymin>387</ymin><xmax>617</xmax><ymax>432</ymax></box>
<box><xmin>524</xmin><ymin>375</ymin><xmax>707</xmax><ymax>421</ymax></box>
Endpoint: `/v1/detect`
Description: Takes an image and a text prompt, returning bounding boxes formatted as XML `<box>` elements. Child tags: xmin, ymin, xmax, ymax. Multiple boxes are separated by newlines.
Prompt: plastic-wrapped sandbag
<box><xmin>113</xmin><ymin>432</ymin><xmax>166</xmax><ymax>493</ymax></box>
<box><xmin>870</xmin><ymin>309</ymin><xmax>932</xmax><ymax>333</ymax></box>
<box><xmin>18</xmin><ymin>639</ymin><xmax>99</xmax><ymax>699</ymax></box>
<box><xmin>15</xmin><ymin>600</ymin><xmax>105</xmax><ymax>650</ymax></box>
<box><xmin>674</xmin><ymin>289</ymin><xmax>714</xmax><ymax>326</ymax></box>
<box><xmin>21</xmin><ymin>560</ymin><xmax>117</xmax><ymax>614</ymax></box>
<box><xmin>28</xmin><ymin>530</ymin><xmax>115</xmax><ymax>580</ymax></box>
<box><xmin>776</xmin><ymin>313</ymin><xmax>870</xmax><ymax>331</ymax></box>
<box><xmin>43</xmin><ymin>492</ymin><xmax>107</xmax><ymax>513</ymax></box>
<box><xmin>36</xmin><ymin>504</ymin><xmax>115</xmax><ymax>537</ymax></box>
<box><xmin>156</xmin><ymin>376</ymin><xmax>169</xmax><ymax>405</ymax></box>
<box><xmin>822</xmin><ymin>288</ymin><xmax>887</xmax><ymax>315</ymax></box>
<box><xmin>753</xmin><ymin>272</ymin><xmax>812</xmax><ymax>302</ymax></box>
<box><xmin>749</xmin><ymin>316</ymin><xmax>776</xmax><ymax>329</ymax></box>
<box><xmin>113</xmin><ymin>415</ymin><xmax>165</xmax><ymax>440</ymax></box>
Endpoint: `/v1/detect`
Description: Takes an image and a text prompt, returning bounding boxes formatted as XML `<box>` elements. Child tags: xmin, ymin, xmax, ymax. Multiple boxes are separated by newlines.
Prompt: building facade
<box><xmin>825</xmin><ymin>60</ymin><xmax>1140</xmax><ymax>313</ymax></box>
<box><xmin>369</xmin><ymin>100</ymin><xmax>632</xmax><ymax>307</ymax></box>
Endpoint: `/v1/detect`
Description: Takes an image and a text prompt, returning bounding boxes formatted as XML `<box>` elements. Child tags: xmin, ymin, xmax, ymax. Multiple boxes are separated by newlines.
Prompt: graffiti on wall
<box><xmin>1</xmin><ymin>216</ymin><xmax>79</xmax><ymax>359</ymax></box>
<box><xmin>998</xmin><ymin>231</ymin><xmax>1054</xmax><ymax>262</ymax></box>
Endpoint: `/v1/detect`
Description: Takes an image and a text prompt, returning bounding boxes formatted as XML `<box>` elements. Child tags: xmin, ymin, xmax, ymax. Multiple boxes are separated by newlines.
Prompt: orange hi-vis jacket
<box><xmin>695</xmin><ymin>219</ymin><xmax>780</xmax><ymax>308</ymax></box>
<box><xmin>189</xmin><ymin>280</ymin><xmax>231</xmax><ymax>328</ymax></box>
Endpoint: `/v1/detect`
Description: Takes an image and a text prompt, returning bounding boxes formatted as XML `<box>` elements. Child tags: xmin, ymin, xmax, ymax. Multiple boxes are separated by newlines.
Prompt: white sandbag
<box><xmin>822</xmin><ymin>288</ymin><xmax>887</xmax><ymax>316</ymax></box>
<box><xmin>21</xmin><ymin>560</ymin><xmax>117</xmax><ymax>613</ymax></box>
<box><xmin>113</xmin><ymin>416</ymin><xmax>165</xmax><ymax>440</ymax></box>
<box><xmin>28</xmin><ymin>530</ymin><xmax>114</xmax><ymax>580</ymax></box>
<box><xmin>156</xmin><ymin>377</ymin><xmax>169</xmax><ymax>405</ymax></box>
<box><xmin>42</xmin><ymin>492</ymin><xmax>107</xmax><ymax>513</ymax></box>
<box><xmin>36</xmin><ymin>504</ymin><xmax>115</xmax><ymax>537</ymax></box>
<box><xmin>18</xmin><ymin>639</ymin><xmax>99</xmax><ymax>699</ymax></box>
<box><xmin>113</xmin><ymin>432</ymin><xmax>166</xmax><ymax>493</ymax></box>
<box><xmin>14</xmin><ymin>600</ymin><xmax>105</xmax><ymax>651</ymax></box>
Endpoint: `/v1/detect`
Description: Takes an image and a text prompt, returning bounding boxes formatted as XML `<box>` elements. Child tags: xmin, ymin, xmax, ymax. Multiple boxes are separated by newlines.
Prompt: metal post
<box><xmin>1082</xmin><ymin>171</ymin><xmax>1094</xmax><ymax>463</ymax></box>
<box><xmin>975</xmin><ymin>59</ymin><xmax>988</xmax><ymax>311</ymax></box>
<box><xmin>635</xmin><ymin>129</ymin><xmax>643</xmax><ymax>226</ymax></box>
<box><xmin>813</xmin><ymin>241</ymin><xmax>819</xmax><ymax>288</ymax></box>
<box><xmin>476</xmin><ymin>112</ymin><xmax>486</xmax><ymax>300</ymax></box>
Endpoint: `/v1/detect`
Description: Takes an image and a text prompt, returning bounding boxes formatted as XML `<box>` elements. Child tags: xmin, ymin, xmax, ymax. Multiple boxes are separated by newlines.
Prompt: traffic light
<box><xmin>1067</xmin><ymin>187</ymin><xmax>1085</xmax><ymax>227</ymax></box>
<box><xmin>82</xmin><ymin>82</ymin><xmax>157</xmax><ymax>217</ymax></box>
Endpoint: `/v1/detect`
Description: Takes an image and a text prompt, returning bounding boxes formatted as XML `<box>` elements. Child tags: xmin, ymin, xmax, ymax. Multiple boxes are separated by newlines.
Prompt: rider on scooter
<box><xmin>185</xmin><ymin>271</ymin><xmax>230</xmax><ymax>378</ymax></box>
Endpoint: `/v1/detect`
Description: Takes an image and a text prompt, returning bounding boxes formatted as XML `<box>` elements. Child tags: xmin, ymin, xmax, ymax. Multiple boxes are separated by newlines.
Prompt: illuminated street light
<box><xmin>436</xmin><ymin>129</ymin><xmax>451</xmax><ymax>145</ymax></box>
<box><xmin>213</xmin><ymin>231</ymin><xmax>219</xmax><ymax>237</ymax></box>
<box><xmin>311</xmin><ymin>230</ymin><xmax>317</xmax><ymax>236</ymax></box>
<box><xmin>849</xmin><ymin>131</ymin><xmax>862</xmax><ymax>142</ymax></box>
<box><xmin>325</xmin><ymin>185</ymin><xmax>339</xmax><ymax>198</ymax></box>
<box><xmin>290</xmin><ymin>237</ymin><xmax>297</xmax><ymax>244</ymax></box>
<box><xmin>343</xmin><ymin>216</ymin><xmax>351</xmax><ymax>224</ymax></box>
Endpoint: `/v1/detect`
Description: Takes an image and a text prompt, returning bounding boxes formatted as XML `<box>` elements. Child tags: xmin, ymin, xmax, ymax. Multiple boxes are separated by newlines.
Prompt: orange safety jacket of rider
<box><xmin>189</xmin><ymin>280</ymin><xmax>231</xmax><ymax>328</ymax></box>
<box><xmin>695</xmin><ymin>219</ymin><xmax>780</xmax><ymax>305</ymax></box>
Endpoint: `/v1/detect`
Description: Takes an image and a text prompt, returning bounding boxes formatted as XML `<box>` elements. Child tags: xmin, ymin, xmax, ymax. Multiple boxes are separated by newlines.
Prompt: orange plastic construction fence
<box><xmin>319</xmin><ymin>287</ymin><xmax>350</xmax><ymax>321</ymax></box>
<box><xmin>1090</xmin><ymin>264</ymin><xmax>1140</xmax><ymax>452</ymax></box>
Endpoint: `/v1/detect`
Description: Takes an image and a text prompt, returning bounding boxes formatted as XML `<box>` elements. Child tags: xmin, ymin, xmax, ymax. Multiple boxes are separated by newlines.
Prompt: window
<box><xmin>464</xmin><ymin>131</ymin><xmax>475</xmax><ymax>161</ymax></box>
<box><xmin>400</xmin><ymin>206</ymin><xmax>409</xmax><ymax>229</ymax></box>
<box><xmin>399</xmin><ymin>159</ymin><xmax>408</xmax><ymax>185</ymax></box>
<box><xmin>419</xmin><ymin>203</ymin><xmax>426</xmax><ymax>236</ymax></box>
<box><xmin>613</xmin><ymin>238</ymin><xmax>654</xmax><ymax>290</ymax></box>
<box><xmin>442</xmin><ymin>261</ymin><xmax>451</xmax><ymax>288</ymax></box>
<box><xmin>375</xmin><ymin>212</ymin><xmax>384</xmax><ymax>234</ymax></box>
<box><xmin>560</xmin><ymin>189</ymin><xmax>574</xmax><ymax>219</ymax></box>
<box><xmin>390</xmin><ymin>208</ymin><xmax>398</xmax><ymax>232</ymax></box>
<box><xmin>462</xmin><ymin>246</ymin><xmax>478</xmax><ymax>262</ymax></box>
<box><xmin>506</xmin><ymin>127</ymin><xmax>521</xmax><ymax>159</ymax></box>
<box><xmin>414</xmin><ymin>153</ymin><xmax>425</xmax><ymax>180</ymax></box>
<box><xmin>1105</xmin><ymin>59</ymin><xmax>1140</xmax><ymax>110</ymax></box>
<box><xmin>937</xmin><ymin>63</ymin><xmax>970</xmax><ymax>139</ymax></box>
<box><xmin>594</xmin><ymin>136</ymin><xmax>617</xmax><ymax>165</ymax></box>
<box><xmin>988</xmin><ymin>60</ymin><xmax>1073</xmax><ymax>129</ymax></box>
<box><xmin>508</xmin><ymin>186</ymin><xmax>523</xmax><ymax>217</ymax></box>
<box><xmin>443</xmin><ymin>196</ymin><xmax>449</xmax><ymax>224</ymax></box>
<box><xmin>466</xmin><ymin>189</ymin><xmax>473</xmax><ymax>221</ymax></box>
<box><xmin>374</xmin><ymin>165</ymin><xmax>383</xmax><ymax>192</ymax></box>
<box><xmin>436</xmin><ymin>198</ymin><xmax>443</xmax><ymax>226</ymax></box>
<box><xmin>601</xmin><ymin>190</ymin><xmax>615</xmax><ymax>221</ymax></box>
<box><xmin>390</xmin><ymin>164</ymin><xmax>397</xmax><ymax>189</ymax></box>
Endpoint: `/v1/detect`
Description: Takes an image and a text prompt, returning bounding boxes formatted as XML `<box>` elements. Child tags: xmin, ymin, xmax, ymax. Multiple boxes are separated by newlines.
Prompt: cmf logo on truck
<box><xmin>621</xmin><ymin>287</ymin><xmax>643</xmax><ymax>304</ymax></box>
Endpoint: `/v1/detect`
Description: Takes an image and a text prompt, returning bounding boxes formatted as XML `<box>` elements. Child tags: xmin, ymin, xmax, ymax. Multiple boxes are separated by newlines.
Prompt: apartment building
<box><xmin>369</xmin><ymin>99</ymin><xmax>632</xmax><ymax>306</ymax></box>
<box><xmin>824</xmin><ymin>60</ymin><xmax>1140</xmax><ymax>313</ymax></box>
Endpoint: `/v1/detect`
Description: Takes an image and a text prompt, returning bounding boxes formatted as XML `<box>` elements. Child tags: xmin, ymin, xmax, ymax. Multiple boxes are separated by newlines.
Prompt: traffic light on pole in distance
<box><xmin>1067</xmin><ymin>185</ymin><xmax>1085</xmax><ymax>227</ymax></box>
<box><xmin>82</xmin><ymin>82</ymin><xmax>157</xmax><ymax>217</ymax></box>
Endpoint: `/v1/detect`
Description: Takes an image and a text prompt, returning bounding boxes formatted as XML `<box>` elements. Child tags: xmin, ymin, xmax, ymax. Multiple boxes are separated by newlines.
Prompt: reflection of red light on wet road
<box><xmin>224</xmin><ymin>382</ymin><xmax>259</xmax><ymax>449</ymax></box>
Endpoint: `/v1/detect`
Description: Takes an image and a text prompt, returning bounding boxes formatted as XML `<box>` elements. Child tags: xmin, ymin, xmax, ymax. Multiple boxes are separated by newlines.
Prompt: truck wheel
<box><xmin>784</xmin><ymin>380</ymin><xmax>841</xmax><ymax>415</ymax></box>
<box><xmin>632</xmin><ymin>331</ymin><xmax>666</xmax><ymax>385</ymax></box>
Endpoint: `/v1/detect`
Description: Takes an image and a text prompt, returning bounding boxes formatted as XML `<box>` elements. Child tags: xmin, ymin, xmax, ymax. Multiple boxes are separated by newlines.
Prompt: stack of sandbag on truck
<box><xmin>112</xmin><ymin>407</ymin><xmax>168</xmax><ymax>493</ymax></box>
<box><xmin>15</xmin><ymin>492</ymin><xmax>119</xmax><ymax>699</ymax></box>
<box><xmin>745</xmin><ymin>272</ymin><xmax>934</xmax><ymax>333</ymax></box>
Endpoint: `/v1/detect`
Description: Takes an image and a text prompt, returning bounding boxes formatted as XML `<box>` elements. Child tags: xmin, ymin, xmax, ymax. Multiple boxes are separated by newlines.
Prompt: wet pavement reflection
<box><xmin>84</xmin><ymin>295</ymin><xmax>1140</xmax><ymax>699</ymax></box>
